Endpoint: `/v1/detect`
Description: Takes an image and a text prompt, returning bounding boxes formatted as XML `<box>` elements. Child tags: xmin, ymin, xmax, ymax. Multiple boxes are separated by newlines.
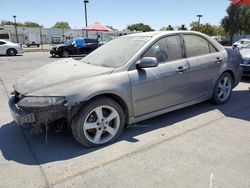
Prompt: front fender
<box><xmin>65</xmin><ymin>71</ymin><xmax>133</xmax><ymax>117</ymax></box>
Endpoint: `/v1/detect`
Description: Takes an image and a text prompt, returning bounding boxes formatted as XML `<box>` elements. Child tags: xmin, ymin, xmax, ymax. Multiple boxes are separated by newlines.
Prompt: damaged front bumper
<box><xmin>8</xmin><ymin>96</ymin><xmax>68</xmax><ymax>127</ymax></box>
<box><xmin>9</xmin><ymin>97</ymin><xmax>36</xmax><ymax>126</ymax></box>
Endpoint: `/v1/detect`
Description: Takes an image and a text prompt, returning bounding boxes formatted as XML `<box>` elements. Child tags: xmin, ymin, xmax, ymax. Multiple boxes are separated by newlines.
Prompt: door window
<box><xmin>183</xmin><ymin>35</ymin><xmax>210</xmax><ymax>57</ymax></box>
<box><xmin>209</xmin><ymin>43</ymin><xmax>218</xmax><ymax>53</ymax></box>
<box><xmin>143</xmin><ymin>35</ymin><xmax>183</xmax><ymax>63</ymax></box>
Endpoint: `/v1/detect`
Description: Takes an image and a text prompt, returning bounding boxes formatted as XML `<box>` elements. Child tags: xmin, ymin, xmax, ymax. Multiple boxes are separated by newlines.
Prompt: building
<box><xmin>0</xmin><ymin>25</ymin><xmax>131</xmax><ymax>44</ymax></box>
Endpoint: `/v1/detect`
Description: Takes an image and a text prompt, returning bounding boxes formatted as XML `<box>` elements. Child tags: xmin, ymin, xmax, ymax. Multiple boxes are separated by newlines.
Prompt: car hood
<box><xmin>14</xmin><ymin>58</ymin><xmax>114</xmax><ymax>95</ymax></box>
<box><xmin>54</xmin><ymin>44</ymin><xmax>66</xmax><ymax>49</ymax></box>
<box><xmin>240</xmin><ymin>49</ymin><xmax>250</xmax><ymax>59</ymax></box>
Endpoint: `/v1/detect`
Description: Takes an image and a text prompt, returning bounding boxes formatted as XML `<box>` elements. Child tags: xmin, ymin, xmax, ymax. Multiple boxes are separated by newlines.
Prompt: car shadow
<box><xmin>0</xmin><ymin>89</ymin><xmax>249</xmax><ymax>165</ymax></box>
<box><xmin>0</xmin><ymin>55</ymin><xmax>23</xmax><ymax>57</ymax></box>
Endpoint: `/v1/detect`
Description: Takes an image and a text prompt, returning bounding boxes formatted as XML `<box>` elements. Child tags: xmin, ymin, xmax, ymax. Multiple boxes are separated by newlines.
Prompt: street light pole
<box><xmin>13</xmin><ymin>15</ymin><xmax>19</xmax><ymax>43</ymax></box>
<box><xmin>197</xmin><ymin>15</ymin><xmax>203</xmax><ymax>30</ymax></box>
<box><xmin>84</xmin><ymin>0</ymin><xmax>89</xmax><ymax>37</ymax></box>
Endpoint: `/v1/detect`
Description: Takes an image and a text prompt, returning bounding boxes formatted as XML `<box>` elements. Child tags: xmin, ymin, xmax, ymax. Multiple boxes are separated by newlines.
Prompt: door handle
<box><xmin>176</xmin><ymin>66</ymin><xmax>188</xmax><ymax>73</ymax></box>
<box><xmin>215</xmin><ymin>57</ymin><xmax>223</xmax><ymax>64</ymax></box>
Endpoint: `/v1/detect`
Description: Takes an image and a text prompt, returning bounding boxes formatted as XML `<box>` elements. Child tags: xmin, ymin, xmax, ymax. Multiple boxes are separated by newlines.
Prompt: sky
<box><xmin>1</xmin><ymin>0</ymin><xmax>231</xmax><ymax>30</ymax></box>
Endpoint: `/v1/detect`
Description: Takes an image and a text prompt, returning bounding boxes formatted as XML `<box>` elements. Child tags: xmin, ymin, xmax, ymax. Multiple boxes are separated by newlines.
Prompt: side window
<box><xmin>143</xmin><ymin>35</ymin><xmax>183</xmax><ymax>63</ymax></box>
<box><xmin>0</xmin><ymin>41</ymin><xmax>6</xmax><ymax>45</ymax></box>
<box><xmin>209</xmin><ymin>43</ymin><xmax>218</xmax><ymax>53</ymax></box>
<box><xmin>183</xmin><ymin>35</ymin><xmax>210</xmax><ymax>57</ymax></box>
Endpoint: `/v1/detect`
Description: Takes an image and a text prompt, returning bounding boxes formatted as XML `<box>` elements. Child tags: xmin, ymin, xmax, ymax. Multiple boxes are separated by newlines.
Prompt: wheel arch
<box><xmin>220</xmin><ymin>69</ymin><xmax>235</xmax><ymax>86</ymax></box>
<box><xmin>88</xmin><ymin>93</ymin><xmax>129</xmax><ymax>125</ymax></box>
<box><xmin>69</xmin><ymin>93</ymin><xmax>130</xmax><ymax>125</ymax></box>
<box><xmin>6</xmin><ymin>48</ymin><xmax>17</xmax><ymax>55</ymax></box>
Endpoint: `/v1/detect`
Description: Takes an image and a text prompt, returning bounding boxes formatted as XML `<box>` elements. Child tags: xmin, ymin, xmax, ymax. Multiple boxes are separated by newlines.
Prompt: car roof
<box><xmin>122</xmin><ymin>30</ymin><xmax>225</xmax><ymax>52</ymax></box>
<box><xmin>123</xmin><ymin>31</ymin><xmax>206</xmax><ymax>38</ymax></box>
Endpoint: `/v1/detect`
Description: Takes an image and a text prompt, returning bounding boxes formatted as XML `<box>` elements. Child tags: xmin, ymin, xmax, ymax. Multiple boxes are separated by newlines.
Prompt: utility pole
<box><xmin>40</xmin><ymin>26</ymin><xmax>44</xmax><ymax>52</ymax></box>
<box><xmin>197</xmin><ymin>15</ymin><xmax>203</xmax><ymax>30</ymax></box>
<box><xmin>84</xmin><ymin>0</ymin><xmax>89</xmax><ymax>37</ymax></box>
<box><xmin>13</xmin><ymin>15</ymin><xmax>19</xmax><ymax>43</ymax></box>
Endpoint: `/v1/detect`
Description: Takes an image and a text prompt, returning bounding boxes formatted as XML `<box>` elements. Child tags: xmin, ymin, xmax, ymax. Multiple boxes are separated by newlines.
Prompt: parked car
<box><xmin>0</xmin><ymin>39</ymin><xmax>24</xmax><ymax>56</ymax></box>
<box><xmin>50</xmin><ymin>38</ymin><xmax>99</xmax><ymax>57</ymax></box>
<box><xmin>26</xmin><ymin>41</ymin><xmax>40</xmax><ymax>47</ymax></box>
<box><xmin>232</xmin><ymin>38</ymin><xmax>250</xmax><ymax>49</ymax></box>
<box><xmin>238</xmin><ymin>43</ymin><xmax>250</xmax><ymax>76</ymax></box>
<box><xmin>9</xmin><ymin>31</ymin><xmax>242</xmax><ymax>147</ymax></box>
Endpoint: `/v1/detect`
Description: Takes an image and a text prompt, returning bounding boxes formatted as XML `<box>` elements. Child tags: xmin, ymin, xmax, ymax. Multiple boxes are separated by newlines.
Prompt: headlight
<box><xmin>17</xmin><ymin>96</ymin><xmax>66</xmax><ymax>108</ymax></box>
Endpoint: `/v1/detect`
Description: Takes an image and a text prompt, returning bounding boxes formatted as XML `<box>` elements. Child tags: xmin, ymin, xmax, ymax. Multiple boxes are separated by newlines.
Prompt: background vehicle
<box><xmin>26</xmin><ymin>41</ymin><xmax>40</xmax><ymax>47</ymax></box>
<box><xmin>0</xmin><ymin>39</ymin><xmax>24</xmax><ymax>56</ymax></box>
<box><xmin>238</xmin><ymin>43</ymin><xmax>250</xmax><ymax>76</ymax></box>
<box><xmin>232</xmin><ymin>38</ymin><xmax>250</xmax><ymax>49</ymax></box>
<box><xmin>9</xmin><ymin>31</ymin><xmax>242</xmax><ymax>147</ymax></box>
<box><xmin>50</xmin><ymin>38</ymin><xmax>99</xmax><ymax>57</ymax></box>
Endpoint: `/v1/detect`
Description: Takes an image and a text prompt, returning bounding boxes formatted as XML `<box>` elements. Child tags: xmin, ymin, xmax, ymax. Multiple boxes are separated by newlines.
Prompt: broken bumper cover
<box><xmin>9</xmin><ymin>97</ymin><xmax>36</xmax><ymax>126</ymax></box>
<box><xmin>9</xmin><ymin>96</ymin><xmax>68</xmax><ymax>127</ymax></box>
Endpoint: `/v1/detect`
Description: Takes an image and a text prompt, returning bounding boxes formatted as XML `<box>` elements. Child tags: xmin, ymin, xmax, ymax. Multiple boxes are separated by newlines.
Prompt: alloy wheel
<box><xmin>217</xmin><ymin>76</ymin><xmax>232</xmax><ymax>102</ymax></box>
<box><xmin>83</xmin><ymin>105</ymin><xmax>120</xmax><ymax>144</ymax></box>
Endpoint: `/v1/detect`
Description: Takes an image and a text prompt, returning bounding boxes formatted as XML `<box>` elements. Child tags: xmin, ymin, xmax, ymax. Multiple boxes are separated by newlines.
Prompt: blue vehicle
<box><xmin>50</xmin><ymin>38</ymin><xmax>99</xmax><ymax>57</ymax></box>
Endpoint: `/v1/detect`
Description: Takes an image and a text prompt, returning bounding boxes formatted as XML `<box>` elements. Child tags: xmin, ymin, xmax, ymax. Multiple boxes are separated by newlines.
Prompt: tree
<box><xmin>177</xmin><ymin>24</ymin><xmax>187</xmax><ymax>30</ymax></box>
<box><xmin>127</xmin><ymin>23</ymin><xmax>154</xmax><ymax>32</ymax></box>
<box><xmin>52</xmin><ymin>22</ymin><xmax>71</xmax><ymax>29</ymax></box>
<box><xmin>1</xmin><ymin>20</ymin><xmax>42</xmax><ymax>27</ymax></box>
<box><xmin>240</xmin><ymin>5</ymin><xmax>250</xmax><ymax>33</ymax></box>
<box><xmin>1</xmin><ymin>20</ymin><xmax>23</xmax><ymax>26</ymax></box>
<box><xmin>190</xmin><ymin>22</ymin><xmax>213</xmax><ymax>35</ymax></box>
<box><xmin>160</xmin><ymin>25</ymin><xmax>174</xmax><ymax>31</ymax></box>
<box><xmin>190</xmin><ymin>22</ymin><xmax>226</xmax><ymax>36</ymax></box>
<box><xmin>166</xmin><ymin>25</ymin><xmax>174</xmax><ymax>31</ymax></box>
<box><xmin>221</xmin><ymin>4</ymin><xmax>250</xmax><ymax>43</ymax></box>
<box><xmin>213</xmin><ymin>25</ymin><xmax>227</xmax><ymax>36</ymax></box>
<box><xmin>23</xmin><ymin>21</ymin><xmax>41</xmax><ymax>27</ymax></box>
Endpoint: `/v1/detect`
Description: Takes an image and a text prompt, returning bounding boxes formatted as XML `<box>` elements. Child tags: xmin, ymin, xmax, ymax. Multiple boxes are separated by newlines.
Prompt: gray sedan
<box><xmin>9</xmin><ymin>31</ymin><xmax>242</xmax><ymax>147</ymax></box>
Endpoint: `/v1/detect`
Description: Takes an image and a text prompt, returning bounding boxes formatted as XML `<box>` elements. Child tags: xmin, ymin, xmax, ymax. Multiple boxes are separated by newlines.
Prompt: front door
<box><xmin>129</xmin><ymin>35</ymin><xmax>191</xmax><ymax>117</ymax></box>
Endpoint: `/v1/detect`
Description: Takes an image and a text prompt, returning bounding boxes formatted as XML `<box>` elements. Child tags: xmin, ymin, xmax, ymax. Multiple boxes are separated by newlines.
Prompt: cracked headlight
<box><xmin>17</xmin><ymin>96</ymin><xmax>66</xmax><ymax>108</ymax></box>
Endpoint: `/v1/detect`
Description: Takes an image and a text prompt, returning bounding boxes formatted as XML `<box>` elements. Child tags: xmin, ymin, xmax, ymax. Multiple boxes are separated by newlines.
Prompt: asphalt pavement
<box><xmin>0</xmin><ymin>52</ymin><xmax>250</xmax><ymax>188</ymax></box>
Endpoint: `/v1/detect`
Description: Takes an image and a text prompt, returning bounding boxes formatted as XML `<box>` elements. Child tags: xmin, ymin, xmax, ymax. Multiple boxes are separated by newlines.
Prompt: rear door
<box><xmin>182</xmin><ymin>34</ymin><xmax>223</xmax><ymax>99</ymax></box>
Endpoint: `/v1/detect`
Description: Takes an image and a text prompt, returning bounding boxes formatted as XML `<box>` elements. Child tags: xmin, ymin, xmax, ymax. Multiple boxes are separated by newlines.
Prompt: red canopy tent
<box><xmin>83</xmin><ymin>22</ymin><xmax>113</xmax><ymax>32</ymax></box>
<box><xmin>83</xmin><ymin>22</ymin><xmax>113</xmax><ymax>41</ymax></box>
<box><xmin>232</xmin><ymin>0</ymin><xmax>250</xmax><ymax>4</ymax></box>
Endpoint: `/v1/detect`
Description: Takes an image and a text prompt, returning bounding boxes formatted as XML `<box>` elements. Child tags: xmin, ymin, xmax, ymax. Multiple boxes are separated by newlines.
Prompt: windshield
<box><xmin>81</xmin><ymin>36</ymin><xmax>151</xmax><ymax>68</ymax></box>
<box><xmin>65</xmin><ymin>39</ymin><xmax>74</xmax><ymax>46</ymax></box>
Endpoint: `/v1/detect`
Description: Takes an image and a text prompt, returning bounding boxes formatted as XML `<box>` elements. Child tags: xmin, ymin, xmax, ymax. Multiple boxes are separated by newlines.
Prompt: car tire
<box><xmin>7</xmin><ymin>48</ymin><xmax>17</xmax><ymax>56</ymax></box>
<box><xmin>212</xmin><ymin>72</ymin><xmax>233</xmax><ymax>104</ymax></box>
<box><xmin>71</xmin><ymin>97</ymin><xmax>125</xmax><ymax>147</ymax></box>
<box><xmin>62</xmin><ymin>50</ymin><xmax>70</xmax><ymax>57</ymax></box>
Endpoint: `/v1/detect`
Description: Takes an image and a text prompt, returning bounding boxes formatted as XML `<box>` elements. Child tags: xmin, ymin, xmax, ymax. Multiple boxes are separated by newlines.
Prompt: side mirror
<box><xmin>136</xmin><ymin>57</ymin><xmax>158</xmax><ymax>69</ymax></box>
